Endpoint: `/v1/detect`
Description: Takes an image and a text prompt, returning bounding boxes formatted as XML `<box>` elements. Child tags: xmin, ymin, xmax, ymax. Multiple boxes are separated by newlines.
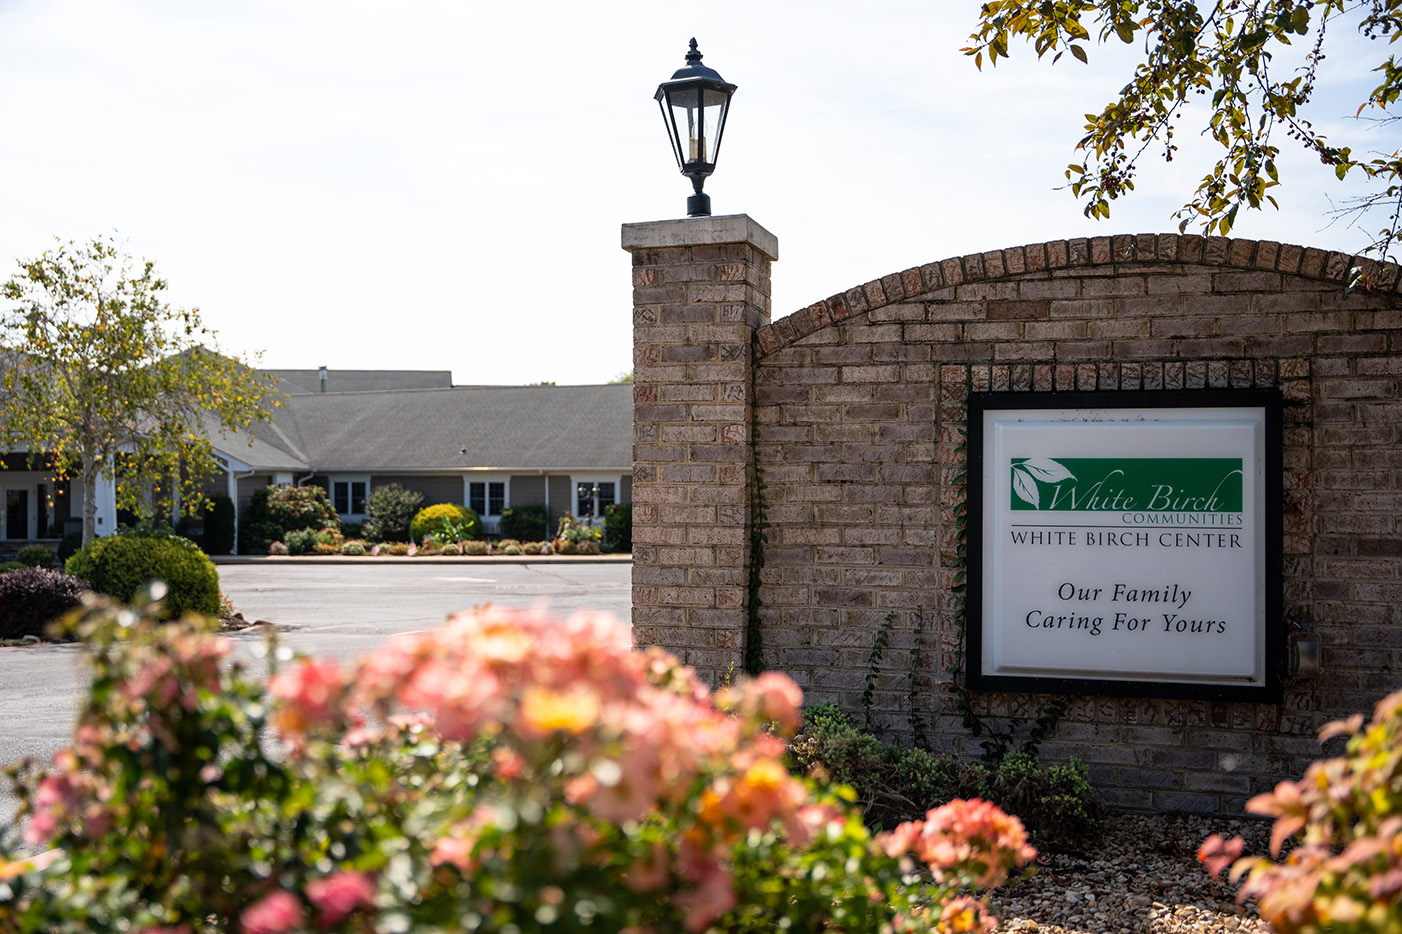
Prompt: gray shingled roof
<box><xmin>267</xmin><ymin>369</ymin><xmax>454</xmax><ymax>394</ymax></box>
<box><xmin>214</xmin><ymin>383</ymin><xmax>632</xmax><ymax>472</ymax></box>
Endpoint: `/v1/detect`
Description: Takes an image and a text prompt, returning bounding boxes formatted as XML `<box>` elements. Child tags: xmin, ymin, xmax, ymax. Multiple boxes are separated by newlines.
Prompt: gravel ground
<box><xmin>989</xmin><ymin>814</ymin><xmax>1273</xmax><ymax>934</ymax></box>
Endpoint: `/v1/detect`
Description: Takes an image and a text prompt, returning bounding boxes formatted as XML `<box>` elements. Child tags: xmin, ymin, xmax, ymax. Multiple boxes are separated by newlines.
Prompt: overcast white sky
<box><xmin>1</xmin><ymin>1</ymin><xmax>1397</xmax><ymax>386</ymax></box>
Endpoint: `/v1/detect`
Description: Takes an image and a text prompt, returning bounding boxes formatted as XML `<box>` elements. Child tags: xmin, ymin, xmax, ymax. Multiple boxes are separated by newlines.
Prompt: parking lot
<box><xmin>0</xmin><ymin>560</ymin><xmax>632</xmax><ymax>828</ymax></box>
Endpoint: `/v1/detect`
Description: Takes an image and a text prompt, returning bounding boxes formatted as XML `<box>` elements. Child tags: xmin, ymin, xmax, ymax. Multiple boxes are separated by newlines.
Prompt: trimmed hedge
<box><xmin>602</xmin><ymin>503</ymin><xmax>632</xmax><ymax>553</ymax></box>
<box><xmin>65</xmin><ymin>530</ymin><xmax>221</xmax><ymax>617</ymax></box>
<box><xmin>203</xmin><ymin>493</ymin><xmax>236</xmax><ymax>555</ymax></box>
<box><xmin>0</xmin><ymin>567</ymin><xmax>91</xmax><ymax>639</ymax></box>
<box><xmin>499</xmin><ymin>503</ymin><xmax>549</xmax><ymax>542</ymax></box>
<box><xmin>409</xmin><ymin>503</ymin><xmax>480</xmax><ymax>544</ymax></box>
<box><xmin>17</xmin><ymin>544</ymin><xmax>55</xmax><ymax>568</ymax></box>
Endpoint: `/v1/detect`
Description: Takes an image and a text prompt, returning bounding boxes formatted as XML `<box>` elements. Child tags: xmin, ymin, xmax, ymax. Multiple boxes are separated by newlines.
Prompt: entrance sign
<box><xmin>966</xmin><ymin>390</ymin><xmax>1283</xmax><ymax>701</ymax></box>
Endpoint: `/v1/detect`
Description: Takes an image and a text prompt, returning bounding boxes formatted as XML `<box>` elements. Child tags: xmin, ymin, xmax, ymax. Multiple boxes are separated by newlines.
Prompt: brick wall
<box><xmin>629</xmin><ymin>225</ymin><xmax>1402</xmax><ymax>814</ymax></box>
<box><xmin>624</xmin><ymin>216</ymin><xmax>777</xmax><ymax>677</ymax></box>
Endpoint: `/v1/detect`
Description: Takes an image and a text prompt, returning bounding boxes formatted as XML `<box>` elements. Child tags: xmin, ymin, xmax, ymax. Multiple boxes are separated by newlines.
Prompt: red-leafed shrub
<box><xmin>0</xmin><ymin>567</ymin><xmax>90</xmax><ymax>639</ymax></box>
<box><xmin>1200</xmin><ymin>688</ymin><xmax>1402</xmax><ymax>933</ymax></box>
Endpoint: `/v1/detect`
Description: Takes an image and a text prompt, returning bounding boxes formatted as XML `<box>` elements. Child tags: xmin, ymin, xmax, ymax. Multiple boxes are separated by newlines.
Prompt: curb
<box><xmin>210</xmin><ymin>555</ymin><xmax>632</xmax><ymax>566</ymax></box>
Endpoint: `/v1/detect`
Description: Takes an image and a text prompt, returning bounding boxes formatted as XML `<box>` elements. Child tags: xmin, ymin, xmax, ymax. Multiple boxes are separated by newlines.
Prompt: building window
<box><xmin>575</xmin><ymin>481</ymin><xmax>615</xmax><ymax>519</ymax></box>
<box><xmin>469</xmin><ymin>481</ymin><xmax>506</xmax><ymax>517</ymax></box>
<box><xmin>333</xmin><ymin>479</ymin><xmax>368</xmax><ymax>516</ymax></box>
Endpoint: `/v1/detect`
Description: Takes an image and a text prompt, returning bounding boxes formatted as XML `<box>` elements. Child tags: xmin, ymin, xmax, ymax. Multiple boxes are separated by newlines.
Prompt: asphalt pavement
<box><xmin>0</xmin><ymin>559</ymin><xmax>632</xmax><ymax>830</ymax></box>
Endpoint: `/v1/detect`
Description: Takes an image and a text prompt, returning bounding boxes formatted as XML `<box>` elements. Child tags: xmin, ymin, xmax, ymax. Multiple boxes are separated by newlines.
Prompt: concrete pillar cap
<box><xmin>621</xmin><ymin>214</ymin><xmax>778</xmax><ymax>261</ymax></box>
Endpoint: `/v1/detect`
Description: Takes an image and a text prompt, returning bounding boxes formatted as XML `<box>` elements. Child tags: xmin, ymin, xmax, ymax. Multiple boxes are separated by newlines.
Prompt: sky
<box><xmin>1</xmin><ymin>1</ymin><xmax>1399</xmax><ymax>387</ymax></box>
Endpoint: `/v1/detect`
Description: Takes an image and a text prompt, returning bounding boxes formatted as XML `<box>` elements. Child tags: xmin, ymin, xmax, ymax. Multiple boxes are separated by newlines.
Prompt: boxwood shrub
<box><xmin>65</xmin><ymin>529</ymin><xmax>221</xmax><ymax>618</ymax></box>
<box><xmin>0</xmin><ymin>567</ymin><xmax>91</xmax><ymax>639</ymax></box>
<box><xmin>409</xmin><ymin>503</ymin><xmax>480</xmax><ymax>544</ymax></box>
<box><xmin>16</xmin><ymin>544</ymin><xmax>55</xmax><ymax>568</ymax></box>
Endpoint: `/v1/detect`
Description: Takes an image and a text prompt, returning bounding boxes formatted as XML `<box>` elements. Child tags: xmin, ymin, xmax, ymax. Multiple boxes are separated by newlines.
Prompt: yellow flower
<box><xmin>519</xmin><ymin>685</ymin><xmax>600</xmax><ymax>736</ymax></box>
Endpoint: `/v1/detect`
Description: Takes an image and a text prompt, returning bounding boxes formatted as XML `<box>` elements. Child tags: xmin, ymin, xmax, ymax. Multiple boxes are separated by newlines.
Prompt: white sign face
<box><xmin>968</xmin><ymin>392</ymin><xmax>1282</xmax><ymax>700</ymax></box>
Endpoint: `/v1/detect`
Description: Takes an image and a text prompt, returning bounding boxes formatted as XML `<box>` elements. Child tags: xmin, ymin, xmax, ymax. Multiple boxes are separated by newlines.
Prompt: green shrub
<box><xmin>363</xmin><ymin>483</ymin><xmax>423</xmax><ymax>543</ymax></box>
<box><xmin>284</xmin><ymin>528</ymin><xmax>320</xmax><ymax>556</ymax></box>
<box><xmin>499</xmin><ymin>502</ymin><xmax>549</xmax><ymax>542</ymax></box>
<box><xmin>502</xmin><ymin>544</ymin><xmax>521</xmax><ymax>556</ymax></box>
<box><xmin>460</xmin><ymin>540</ymin><xmax>489</xmax><ymax>556</ymax></box>
<box><xmin>0</xmin><ymin>567</ymin><xmax>90</xmax><ymax>639</ymax></box>
<box><xmin>789</xmin><ymin>703</ymin><xmax>1105</xmax><ymax>850</ymax></box>
<box><xmin>410</xmin><ymin>503</ymin><xmax>480</xmax><ymax>544</ymax></box>
<box><xmin>602</xmin><ymin>502</ymin><xmax>632</xmax><ymax>553</ymax></box>
<box><xmin>16</xmin><ymin>544</ymin><xmax>55</xmax><ymax>568</ymax></box>
<box><xmin>340</xmin><ymin>540</ymin><xmax>366</xmax><ymax>556</ymax></box>
<box><xmin>57</xmin><ymin>532</ymin><xmax>83</xmax><ymax>565</ymax></box>
<box><xmin>438</xmin><ymin>542</ymin><xmax>460</xmax><ymax>556</ymax></box>
<box><xmin>0</xmin><ymin>561</ymin><xmax>24</xmax><ymax>574</ymax></box>
<box><xmin>65</xmin><ymin>530</ymin><xmax>221</xmax><ymax>617</ymax></box>
<box><xmin>203</xmin><ymin>493</ymin><xmax>236</xmax><ymax>555</ymax></box>
<box><xmin>339</xmin><ymin>521</ymin><xmax>364</xmax><ymax>539</ymax></box>
<box><xmin>240</xmin><ymin>485</ymin><xmax>338</xmax><ymax>554</ymax></box>
<box><xmin>268</xmin><ymin>541</ymin><xmax>289</xmax><ymax>556</ymax></box>
<box><xmin>238</xmin><ymin>518</ymin><xmax>283</xmax><ymax>556</ymax></box>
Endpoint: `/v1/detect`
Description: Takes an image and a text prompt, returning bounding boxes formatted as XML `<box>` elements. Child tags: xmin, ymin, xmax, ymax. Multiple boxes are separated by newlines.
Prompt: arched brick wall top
<box><xmin>754</xmin><ymin>233</ymin><xmax>1399</xmax><ymax>359</ymax></box>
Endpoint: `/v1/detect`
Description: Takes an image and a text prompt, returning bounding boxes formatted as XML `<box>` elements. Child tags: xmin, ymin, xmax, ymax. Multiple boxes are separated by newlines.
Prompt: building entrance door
<box><xmin>5</xmin><ymin>488</ymin><xmax>29</xmax><ymax>540</ymax></box>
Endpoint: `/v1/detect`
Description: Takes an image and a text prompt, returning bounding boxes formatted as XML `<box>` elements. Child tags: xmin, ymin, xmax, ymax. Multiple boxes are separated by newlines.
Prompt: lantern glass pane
<box><xmin>700</xmin><ymin>88</ymin><xmax>728</xmax><ymax>164</ymax></box>
<box><xmin>667</xmin><ymin>92</ymin><xmax>704</xmax><ymax>166</ymax></box>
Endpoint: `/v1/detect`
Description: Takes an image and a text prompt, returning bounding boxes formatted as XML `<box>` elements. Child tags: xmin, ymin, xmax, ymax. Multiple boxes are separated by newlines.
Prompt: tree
<box><xmin>610</xmin><ymin>370</ymin><xmax>634</xmax><ymax>383</ymax></box>
<box><xmin>0</xmin><ymin>235</ymin><xmax>278</xmax><ymax>544</ymax></box>
<box><xmin>966</xmin><ymin>1</ymin><xmax>1402</xmax><ymax>271</ymax></box>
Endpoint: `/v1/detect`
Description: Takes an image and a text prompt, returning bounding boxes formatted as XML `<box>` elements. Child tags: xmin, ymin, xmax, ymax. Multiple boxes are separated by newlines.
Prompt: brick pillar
<box><xmin>621</xmin><ymin>215</ymin><xmax>778</xmax><ymax>682</ymax></box>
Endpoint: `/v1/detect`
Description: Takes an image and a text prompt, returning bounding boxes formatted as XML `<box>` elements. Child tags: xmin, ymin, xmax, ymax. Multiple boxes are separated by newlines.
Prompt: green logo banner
<box><xmin>1010</xmin><ymin>458</ymin><xmax>1243</xmax><ymax>512</ymax></box>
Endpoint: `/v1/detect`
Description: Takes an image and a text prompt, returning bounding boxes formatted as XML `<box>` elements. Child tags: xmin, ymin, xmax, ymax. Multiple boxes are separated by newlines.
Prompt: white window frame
<box><xmin>570</xmin><ymin>474</ymin><xmax>623</xmax><ymax>524</ymax></box>
<box><xmin>330</xmin><ymin>476</ymin><xmax>371</xmax><ymax>519</ymax></box>
<box><xmin>464</xmin><ymin>475</ymin><xmax>510</xmax><ymax>534</ymax></box>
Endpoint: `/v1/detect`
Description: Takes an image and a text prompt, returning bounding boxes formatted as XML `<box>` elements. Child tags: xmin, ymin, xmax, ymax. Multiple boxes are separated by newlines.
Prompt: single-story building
<box><xmin>2</xmin><ymin>368</ymin><xmax>633</xmax><ymax>550</ymax></box>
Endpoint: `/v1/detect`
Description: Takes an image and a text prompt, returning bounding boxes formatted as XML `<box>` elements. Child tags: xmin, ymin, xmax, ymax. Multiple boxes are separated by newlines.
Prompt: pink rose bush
<box><xmin>1198</xmin><ymin>687</ymin><xmax>1402</xmax><ymax>934</ymax></box>
<box><xmin>0</xmin><ymin>594</ymin><xmax>1035</xmax><ymax>933</ymax></box>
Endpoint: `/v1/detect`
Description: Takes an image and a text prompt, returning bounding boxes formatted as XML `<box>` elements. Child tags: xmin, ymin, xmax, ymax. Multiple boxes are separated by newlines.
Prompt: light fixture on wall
<box><xmin>655</xmin><ymin>39</ymin><xmax>736</xmax><ymax>218</ymax></box>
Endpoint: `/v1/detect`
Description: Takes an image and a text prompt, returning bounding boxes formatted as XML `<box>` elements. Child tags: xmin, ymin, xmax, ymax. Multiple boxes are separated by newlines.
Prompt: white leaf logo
<box><xmin>1011</xmin><ymin>458</ymin><xmax>1076</xmax><ymax>509</ymax></box>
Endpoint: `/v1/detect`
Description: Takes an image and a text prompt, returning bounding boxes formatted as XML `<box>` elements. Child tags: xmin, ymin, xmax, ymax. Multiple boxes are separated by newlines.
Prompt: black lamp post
<box><xmin>655</xmin><ymin>39</ymin><xmax>736</xmax><ymax>217</ymax></box>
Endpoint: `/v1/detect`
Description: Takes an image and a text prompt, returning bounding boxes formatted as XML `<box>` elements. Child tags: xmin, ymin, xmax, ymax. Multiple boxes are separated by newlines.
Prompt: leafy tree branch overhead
<box><xmin>966</xmin><ymin>0</ymin><xmax>1402</xmax><ymax>267</ymax></box>
<box><xmin>0</xmin><ymin>234</ymin><xmax>279</xmax><ymax>544</ymax></box>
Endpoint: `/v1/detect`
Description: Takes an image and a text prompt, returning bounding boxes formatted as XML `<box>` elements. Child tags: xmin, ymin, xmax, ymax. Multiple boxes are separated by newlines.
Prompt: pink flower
<box><xmin>1197</xmin><ymin>833</ymin><xmax>1245</xmax><ymax>881</ymax></box>
<box><xmin>677</xmin><ymin>863</ymin><xmax>737</xmax><ymax>932</ymax></box>
<box><xmin>746</xmin><ymin>672</ymin><xmax>804</xmax><ymax>734</ymax></box>
<box><xmin>880</xmin><ymin>798</ymin><xmax>1036</xmax><ymax>888</ymax></box>
<box><xmin>241</xmin><ymin>890</ymin><xmax>303</xmax><ymax>934</ymax></box>
<box><xmin>306</xmin><ymin>870</ymin><xmax>376</xmax><ymax>924</ymax></box>
<box><xmin>430</xmin><ymin>835</ymin><xmax>477</xmax><ymax>872</ymax></box>
<box><xmin>269</xmin><ymin>657</ymin><xmax>344</xmax><ymax>739</ymax></box>
<box><xmin>23</xmin><ymin>774</ymin><xmax>76</xmax><ymax>845</ymax></box>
